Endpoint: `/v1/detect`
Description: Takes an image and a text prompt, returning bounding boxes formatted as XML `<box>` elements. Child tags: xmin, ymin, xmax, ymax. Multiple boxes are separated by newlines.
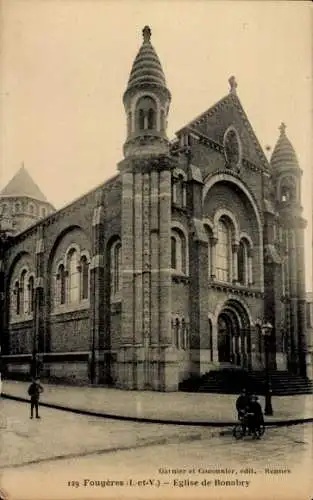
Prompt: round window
<box><xmin>223</xmin><ymin>127</ymin><xmax>241</xmax><ymax>169</ymax></box>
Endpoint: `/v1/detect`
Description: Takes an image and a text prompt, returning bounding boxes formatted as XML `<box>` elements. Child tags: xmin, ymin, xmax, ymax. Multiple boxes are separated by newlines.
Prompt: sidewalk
<box><xmin>2</xmin><ymin>380</ymin><xmax>313</xmax><ymax>426</ymax></box>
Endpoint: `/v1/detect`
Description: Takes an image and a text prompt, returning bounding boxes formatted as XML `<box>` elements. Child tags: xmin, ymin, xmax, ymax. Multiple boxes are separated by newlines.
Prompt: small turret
<box><xmin>270</xmin><ymin>123</ymin><xmax>302</xmax><ymax>207</ymax></box>
<box><xmin>0</xmin><ymin>165</ymin><xmax>55</xmax><ymax>234</ymax></box>
<box><xmin>123</xmin><ymin>26</ymin><xmax>171</xmax><ymax>158</ymax></box>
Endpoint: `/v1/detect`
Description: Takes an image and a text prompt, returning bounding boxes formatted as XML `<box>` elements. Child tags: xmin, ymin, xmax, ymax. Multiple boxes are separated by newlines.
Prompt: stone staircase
<box><xmin>179</xmin><ymin>369</ymin><xmax>313</xmax><ymax>395</ymax></box>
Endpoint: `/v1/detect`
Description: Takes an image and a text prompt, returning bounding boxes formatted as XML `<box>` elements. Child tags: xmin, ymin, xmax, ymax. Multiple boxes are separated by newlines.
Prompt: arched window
<box><xmin>160</xmin><ymin>109</ymin><xmax>165</xmax><ymax>131</ymax></box>
<box><xmin>147</xmin><ymin>108</ymin><xmax>155</xmax><ymax>129</ymax></box>
<box><xmin>136</xmin><ymin>96</ymin><xmax>157</xmax><ymax>131</ymax></box>
<box><xmin>20</xmin><ymin>270</ymin><xmax>29</xmax><ymax>314</ymax></box>
<box><xmin>15</xmin><ymin>202</ymin><xmax>21</xmax><ymax>213</ymax></box>
<box><xmin>2</xmin><ymin>204</ymin><xmax>8</xmax><ymax>214</ymax></box>
<box><xmin>41</xmin><ymin>207</ymin><xmax>46</xmax><ymax>217</ymax></box>
<box><xmin>171</xmin><ymin>236</ymin><xmax>177</xmax><ymax>269</ymax></box>
<box><xmin>216</xmin><ymin>219</ymin><xmax>231</xmax><ymax>282</ymax></box>
<box><xmin>110</xmin><ymin>240</ymin><xmax>122</xmax><ymax>297</ymax></box>
<box><xmin>238</xmin><ymin>241</ymin><xmax>246</xmax><ymax>285</ymax></box>
<box><xmin>14</xmin><ymin>281</ymin><xmax>20</xmax><ymax>315</ymax></box>
<box><xmin>80</xmin><ymin>256</ymin><xmax>89</xmax><ymax>300</ymax></box>
<box><xmin>57</xmin><ymin>264</ymin><xmax>66</xmax><ymax>305</ymax></box>
<box><xmin>174</xmin><ymin>318</ymin><xmax>180</xmax><ymax>347</ymax></box>
<box><xmin>172</xmin><ymin>175</ymin><xmax>187</xmax><ymax>207</ymax></box>
<box><xmin>171</xmin><ymin>229</ymin><xmax>187</xmax><ymax>274</ymax></box>
<box><xmin>138</xmin><ymin>109</ymin><xmax>145</xmax><ymax>130</ymax></box>
<box><xmin>29</xmin><ymin>204</ymin><xmax>34</xmax><ymax>215</ymax></box>
<box><xmin>280</xmin><ymin>176</ymin><xmax>297</xmax><ymax>203</ymax></box>
<box><xmin>68</xmin><ymin>249</ymin><xmax>79</xmax><ymax>303</ymax></box>
<box><xmin>28</xmin><ymin>276</ymin><xmax>35</xmax><ymax>313</ymax></box>
<box><xmin>127</xmin><ymin>111</ymin><xmax>132</xmax><ymax>135</ymax></box>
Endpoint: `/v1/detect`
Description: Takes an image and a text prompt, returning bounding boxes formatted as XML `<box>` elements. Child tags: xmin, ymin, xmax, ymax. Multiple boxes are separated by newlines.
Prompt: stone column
<box><xmin>248</xmin><ymin>248</ymin><xmax>254</xmax><ymax>285</ymax></box>
<box><xmin>232</xmin><ymin>242</ymin><xmax>239</xmax><ymax>283</ymax></box>
<box><xmin>296</xmin><ymin>225</ymin><xmax>307</xmax><ymax>376</ymax></box>
<box><xmin>119</xmin><ymin>172</ymin><xmax>135</xmax><ymax>388</ymax></box>
<box><xmin>89</xmin><ymin>193</ymin><xmax>106</xmax><ymax>384</ymax></box>
<box><xmin>189</xmin><ymin>220</ymin><xmax>209</xmax><ymax>376</ymax></box>
<box><xmin>288</xmin><ymin>229</ymin><xmax>299</xmax><ymax>372</ymax></box>
<box><xmin>34</xmin><ymin>227</ymin><xmax>45</xmax><ymax>355</ymax></box>
<box><xmin>210</xmin><ymin>237</ymin><xmax>217</xmax><ymax>280</ymax></box>
<box><xmin>159</xmin><ymin>169</ymin><xmax>172</xmax><ymax>346</ymax></box>
<box><xmin>142</xmin><ymin>172</ymin><xmax>151</xmax><ymax>388</ymax></box>
<box><xmin>150</xmin><ymin>171</ymin><xmax>160</xmax><ymax>349</ymax></box>
<box><xmin>158</xmin><ymin>168</ymin><xmax>175</xmax><ymax>390</ymax></box>
<box><xmin>134</xmin><ymin>173</ymin><xmax>143</xmax><ymax>347</ymax></box>
<box><xmin>212</xmin><ymin>321</ymin><xmax>219</xmax><ymax>362</ymax></box>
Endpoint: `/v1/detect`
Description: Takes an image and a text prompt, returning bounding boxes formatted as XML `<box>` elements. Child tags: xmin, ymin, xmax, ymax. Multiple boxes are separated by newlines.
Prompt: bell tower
<box><xmin>271</xmin><ymin>123</ymin><xmax>307</xmax><ymax>376</ymax></box>
<box><xmin>123</xmin><ymin>26</ymin><xmax>171</xmax><ymax>158</ymax></box>
<box><xmin>117</xmin><ymin>27</ymin><xmax>176</xmax><ymax>391</ymax></box>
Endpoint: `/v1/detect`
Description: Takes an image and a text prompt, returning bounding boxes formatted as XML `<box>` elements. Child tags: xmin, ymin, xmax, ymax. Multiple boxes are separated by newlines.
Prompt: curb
<box><xmin>2</xmin><ymin>393</ymin><xmax>313</xmax><ymax>427</ymax></box>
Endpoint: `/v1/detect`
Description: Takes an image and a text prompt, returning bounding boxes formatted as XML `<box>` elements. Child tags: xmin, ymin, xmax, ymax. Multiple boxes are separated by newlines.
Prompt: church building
<box><xmin>0</xmin><ymin>26</ymin><xmax>310</xmax><ymax>391</ymax></box>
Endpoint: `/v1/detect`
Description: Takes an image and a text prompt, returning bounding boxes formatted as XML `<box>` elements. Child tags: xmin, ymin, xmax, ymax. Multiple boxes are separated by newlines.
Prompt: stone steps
<box><xmin>180</xmin><ymin>369</ymin><xmax>313</xmax><ymax>395</ymax></box>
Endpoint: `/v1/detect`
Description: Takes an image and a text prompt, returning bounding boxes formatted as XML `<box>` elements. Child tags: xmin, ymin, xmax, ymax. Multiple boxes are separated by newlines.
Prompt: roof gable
<box><xmin>178</xmin><ymin>93</ymin><xmax>269</xmax><ymax>169</ymax></box>
<box><xmin>0</xmin><ymin>166</ymin><xmax>48</xmax><ymax>202</ymax></box>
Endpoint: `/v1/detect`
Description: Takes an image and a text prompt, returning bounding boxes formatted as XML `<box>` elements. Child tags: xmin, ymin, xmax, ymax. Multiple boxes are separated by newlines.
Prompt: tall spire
<box><xmin>125</xmin><ymin>26</ymin><xmax>169</xmax><ymax>96</ymax></box>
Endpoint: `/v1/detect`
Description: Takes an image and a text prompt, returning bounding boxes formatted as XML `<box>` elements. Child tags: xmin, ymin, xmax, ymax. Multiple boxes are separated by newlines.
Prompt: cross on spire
<box><xmin>279</xmin><ymin>122</ymin><xmax>286</xmax><ymax>135</ymax></box>
<box><xmin>228</xmin><ymin>75</ymin><xmax>238</xmax><ymax>94</ymax></box>
<box><xmin>142</xmin><ymin>26</ymin><xmax>151</xmax><ymax>43</ymax></box>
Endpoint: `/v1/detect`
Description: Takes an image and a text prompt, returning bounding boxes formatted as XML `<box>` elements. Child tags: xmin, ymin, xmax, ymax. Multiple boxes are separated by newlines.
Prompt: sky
<box><xmin>0</xmin><ymin>0</ymin><xmax>312</xmax><ymax>290</ymax></box>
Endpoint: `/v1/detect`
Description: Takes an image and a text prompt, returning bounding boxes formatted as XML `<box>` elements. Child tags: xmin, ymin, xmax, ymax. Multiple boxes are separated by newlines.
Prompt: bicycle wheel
<box><xmin>233</xmin><ymin>423</ymin><xmax>245</xmax><ymax>440</ymax></box>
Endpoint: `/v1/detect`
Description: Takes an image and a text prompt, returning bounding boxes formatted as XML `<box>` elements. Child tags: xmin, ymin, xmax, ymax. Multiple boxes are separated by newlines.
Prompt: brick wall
<box><xmin>49</xmin><ymin>310</ymin><xmax>90</xmax><ymax>352</ymax></box>
<box><xmin>9</xmin><ymin>321</ymin><xmax>33</xmax><ymax>354</ymax></box>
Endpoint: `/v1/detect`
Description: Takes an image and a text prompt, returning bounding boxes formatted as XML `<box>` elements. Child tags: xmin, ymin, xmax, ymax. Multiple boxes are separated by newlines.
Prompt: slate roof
<box><xmin>0</xmin><ymin>165</ymin><xmax>48</xmax><ymax>202</ymax></box>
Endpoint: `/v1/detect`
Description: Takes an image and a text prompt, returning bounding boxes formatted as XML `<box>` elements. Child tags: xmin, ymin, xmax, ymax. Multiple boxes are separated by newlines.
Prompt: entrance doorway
<box><xmin>217</xmin><ymin>300</ymin><xmax>250</xmax><ymax>368</ymax></box>
<box><xmin>217</xmin><ymin>314</ymin><xmax>233</xmax><ymax>362</ymax></box>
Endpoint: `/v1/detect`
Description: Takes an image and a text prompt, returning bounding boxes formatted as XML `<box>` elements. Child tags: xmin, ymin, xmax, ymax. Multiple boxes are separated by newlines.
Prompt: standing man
<box><xmin>235</xmin><ymin>388</ymin><xmax>250</xmax><ymax>419</ymax></box>
<box><xmin>27</xmin><ymin>377</ymin><xmax>43</xmax><ymax>419</ymax></box>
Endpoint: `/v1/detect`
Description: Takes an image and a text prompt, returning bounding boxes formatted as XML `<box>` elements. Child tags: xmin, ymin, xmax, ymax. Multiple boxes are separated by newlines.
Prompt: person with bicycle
<box><xmin>236</xmin><ymin>388</ymin><xmax>250</xmax><ymax>418</ymax></box>
<box><xmin>235</xmin><ymin>388</ymin><xmax>250</xmax><ymax>434</ymax></box>
<box><xmin>246</xmin><ymin>394</ymin><xmax>264</xmax><ymax>439</ymax></box>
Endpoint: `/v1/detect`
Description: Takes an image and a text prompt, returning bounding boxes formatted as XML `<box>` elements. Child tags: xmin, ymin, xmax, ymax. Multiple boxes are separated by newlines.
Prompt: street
<box><xmin>0</xmin><ymin>399</ymin><xmax>312</xmax><ymax>500</ymax></box>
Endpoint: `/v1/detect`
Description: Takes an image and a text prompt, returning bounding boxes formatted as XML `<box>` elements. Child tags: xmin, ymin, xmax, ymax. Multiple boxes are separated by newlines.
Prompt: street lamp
<box><xmin>255</xmin><ymin>319</ymin><xmax>274</xmax><ymax>416</ymax></box>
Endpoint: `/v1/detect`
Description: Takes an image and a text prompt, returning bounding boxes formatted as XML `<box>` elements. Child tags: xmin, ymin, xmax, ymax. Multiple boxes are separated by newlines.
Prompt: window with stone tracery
<box><xmin>136</xmin><ymin>96</ymin><xmax>157</xmax><ymax>131</ymax></box>
<box><xmin>14</xmin><ymin>281</ymin><xmax>20</xmax><ymax>315</ymax></box>
<box><xmin>56</xmin><ymin>264</ymin><xmax>66</xmax><ymax>306</ymax></box>
<box><xmin>20</xmin><ymin>270</ymin><xmax>28</xmax><ymax>314</ymax></box>
<box><xmin>280</xmin><ymin>176</ymin><xmax>297</xmax><ymax>203</ymax></box>
<box><xmin>68</xmin><ymin>249</ymin><xmax>80</xmax><ymax>303</ymax></box>
<box><xmin>29</xmin><ymin>276</ymin><xmax>35</xmax><ymax>313</ymax></box>
<box><xmin>80</xmin><ymin>256</ymin><xmax>89</xmax><ymax>300</ymax></box>
<box><xmin>238</xmin><ymin>240</ymin><xmax>247</xmax><ymax>285</ymax></box>
<box><xmin>9</xmin><ymin>268</ymin><xmax>35</xmax><ymax>321</ymax></box>
<box><xmin>216</xmin><ymin>219</ymin><xmax>231</xmax><ymax>282</ymax></box>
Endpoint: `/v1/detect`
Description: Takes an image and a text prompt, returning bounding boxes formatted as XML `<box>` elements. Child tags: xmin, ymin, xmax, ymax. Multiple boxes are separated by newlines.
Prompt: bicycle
<box><xmin>233</xmin><ymin>412</ymin><xmax>265</xmax><ymax>440</ymax></box>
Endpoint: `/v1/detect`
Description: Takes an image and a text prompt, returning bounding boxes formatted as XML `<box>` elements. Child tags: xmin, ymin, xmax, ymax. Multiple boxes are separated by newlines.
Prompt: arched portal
<box><xmin>217</xmin><ymin>299</ymin><xmax>251</xmax><ymax>369</ymax></box>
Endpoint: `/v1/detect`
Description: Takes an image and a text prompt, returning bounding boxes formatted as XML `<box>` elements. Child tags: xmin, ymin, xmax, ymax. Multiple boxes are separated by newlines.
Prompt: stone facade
<box><xmin>0</xmin><ymin>27</ymin><xmax>309</xmax><ymax>390</ymax></box>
